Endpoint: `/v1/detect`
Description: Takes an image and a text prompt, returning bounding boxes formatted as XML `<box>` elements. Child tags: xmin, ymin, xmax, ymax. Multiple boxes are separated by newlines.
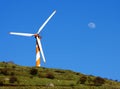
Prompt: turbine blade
<box><xmin>37</xmin><ymin>10</ymin><xmax>56</xmax><ymax>34</ymax></box>
<box><xmin>36</xmin><ymin>37</ymin><xmax>46</xmax><ymax>63</ymax></box>
<box><xmin>9</xmin><ymin>32</ymin><xmax>34</xmax><ymax>37</ymax></box>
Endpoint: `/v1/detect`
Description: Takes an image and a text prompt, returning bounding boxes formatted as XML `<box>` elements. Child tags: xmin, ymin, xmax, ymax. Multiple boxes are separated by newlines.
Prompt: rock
<box><xmin>47</xmin><ymin>83</ymin><xmax>54</xmax><ymax>87</ymax></box>
<box><xmin>4</xmin><ymin>78</ymin><xmax>9</xmax><ymax>81</ymax></box>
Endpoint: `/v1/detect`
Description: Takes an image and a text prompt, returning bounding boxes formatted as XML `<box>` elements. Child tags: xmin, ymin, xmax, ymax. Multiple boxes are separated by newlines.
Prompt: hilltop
<box><xmin>0</xmin><ymin>61</ymin><xmax>120</xmax><ymax>89</ymax></box>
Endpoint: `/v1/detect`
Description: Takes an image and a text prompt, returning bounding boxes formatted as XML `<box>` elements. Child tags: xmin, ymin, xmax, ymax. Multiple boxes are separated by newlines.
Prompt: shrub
<box><xmin>1</xmin><ymin>68</ymin><xmax>9</xmax><ymax>75</ymax></box>
<box><xmin>55</xmin><ymin>70</ymin><xmax>65</xmax><ymax>74</ymax></box>
<box><xmin>10</xmin><ymin>72</ymin><xmax>15</xmax><ymax>76</ymax></box>
<box><xmin>70</xmin><ymin>83</ymin><xmax>75</xmax><ymax>86</ymax></box>
<box><xmin>0</xmin><ymin>79</ymin><xmax>4</xmax><ymax>85</ymax></box>
<box><xmin>46</xmin><ymin>72</ymin><xmax>55</xmax><ymax>79</ymax></box>
<box><xmin>12</xmin><ymin>65</ymin><xmax>16</xmax><ymax>69</ymax></box>
<box><xmin>0</xmin><ymin>69</ymin><xmax>2</xmax><ymax>74</ymax></box>
<box><xmin>77</xmin><ymin>75</ymin><xmax>87</xmax><ymax>84</ymax></box>
<box><xmin>93</xmin><ymin>77</ymin><xmax>105</xmax><ymax>86</ymax></box>
<box><xmin>30</xmin><ymin>68</ymin><xmax>38</xmax><ymax>75</ymax></box>
<box><xmin>9</xmin><ymin>76</ymin><xmax>18</xmax><ymax>83</ymax></box>
<box><xmin>76</xmin><ymin>73</ymin><xmax>80</xmax><ymax>75</ymax></box>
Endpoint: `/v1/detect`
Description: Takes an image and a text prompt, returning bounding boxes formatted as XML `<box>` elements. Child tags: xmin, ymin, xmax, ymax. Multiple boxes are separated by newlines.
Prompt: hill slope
<box><xmin>0</xmin><ymin>61</ymin><xmax>120</xmax><ymax>89</ymax></box>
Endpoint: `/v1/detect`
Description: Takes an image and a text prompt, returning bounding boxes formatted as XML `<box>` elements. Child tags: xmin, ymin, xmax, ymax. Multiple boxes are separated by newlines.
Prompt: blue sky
<box><xmin>0</xmin><ymin>0</ymin><xmax>120</xmax><ymax>80</ymax></box>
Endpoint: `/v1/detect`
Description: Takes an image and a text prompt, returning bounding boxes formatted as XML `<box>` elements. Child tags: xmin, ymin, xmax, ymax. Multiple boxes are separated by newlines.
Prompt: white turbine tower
<box><xmin>9</xmin><ymin>10</ymin><xmax>56</xmax><ymax>67</ymax></box>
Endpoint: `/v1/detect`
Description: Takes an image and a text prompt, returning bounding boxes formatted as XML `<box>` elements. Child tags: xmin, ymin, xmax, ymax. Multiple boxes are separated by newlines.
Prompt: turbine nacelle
<box><xmin>34</xmin><ymin>34</ymin><xmax>42</xmax><ymax>39</ymax></box>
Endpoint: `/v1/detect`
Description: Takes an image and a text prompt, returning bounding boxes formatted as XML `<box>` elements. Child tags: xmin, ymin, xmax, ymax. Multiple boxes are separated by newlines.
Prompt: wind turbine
<box><xmin>9</xmin><ymin>10</ymin><xmax>56</xmax><ymax>67</ymax></box>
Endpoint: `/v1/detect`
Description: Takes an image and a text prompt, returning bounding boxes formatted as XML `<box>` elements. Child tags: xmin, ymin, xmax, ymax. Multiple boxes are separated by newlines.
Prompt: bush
<box><xmin>9</xmin><ymin>76</ymin><xmax>18</xmax><ymax>83</ymax></box>
<box><xmin>93</xmin><ymin>77</ymin><xmax>105</xmax><ymax>86</ymax></box>
<box><xmin>1</xmin><ymin>68</ymin><xmax>9</xmax><ymax>75</ymax></box>
<box><xmin>77</xmin><ymin>75</ymin><xmax>87</xmax><ymax>84</ymax></box>
<box><xmin>46</xmin><ymin>72</ymin><xmax>55</xmax><ymax>79</ymax></box>
<box><xmin>30</xmin><ymin>68</ymin><xmax>38</xmax><ymax>75</ymax></box>
<box><xmin>55</xmin><ymin>70</ymin><xmax>65</xmax><ymax>74</ymax></box>
<box><xmin>12</xmin><ymin>65</ymin><xmax>16</xmax><ymax>69</ymax></box>
<box><xmin>70</xmin><ymin>83</ymin><xmax>75</xmax><ymax>86</ymax></box>
<box><xmin>0</xmin><ymin>69</ymin><xmax>2</xmax><ymax>74</ymax></box>
<box><xmin>0</xmin><ymin>79</ymin><xmax>4</xmax><ymax>85</ymax></box>
<box><xmin>10</xmin><ymin>72</ymin><xmax>15</xmax><ymax>76</ymax></box>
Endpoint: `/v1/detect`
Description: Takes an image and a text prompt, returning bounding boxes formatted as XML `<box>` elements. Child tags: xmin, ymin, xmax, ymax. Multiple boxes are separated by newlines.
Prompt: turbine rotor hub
<box><xmin>34</xmin><ymin>34</ymin><xmax>42</xmax><ymax>39</ymax></box>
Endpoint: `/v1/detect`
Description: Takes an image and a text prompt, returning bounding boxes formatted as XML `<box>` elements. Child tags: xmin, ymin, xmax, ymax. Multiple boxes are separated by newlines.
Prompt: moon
<box><xmin>88</xmin><ymin>22</ymin><xmax>96</xmax><ymax>29</ymax></box>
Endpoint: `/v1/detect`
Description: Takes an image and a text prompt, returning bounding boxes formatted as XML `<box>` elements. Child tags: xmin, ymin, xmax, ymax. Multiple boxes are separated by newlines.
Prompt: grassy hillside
<box><xmin>0</xmin><ymin>61</ymin><xmax>120</xmax><ymax>89</ymax></box>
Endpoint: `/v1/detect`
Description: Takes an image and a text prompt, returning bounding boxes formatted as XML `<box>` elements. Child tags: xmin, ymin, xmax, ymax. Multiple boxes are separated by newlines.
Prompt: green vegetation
<box><xmin>0</xmin><ymin>61</ymin><xmax>120</xmax><ymax>89</ymax></box>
